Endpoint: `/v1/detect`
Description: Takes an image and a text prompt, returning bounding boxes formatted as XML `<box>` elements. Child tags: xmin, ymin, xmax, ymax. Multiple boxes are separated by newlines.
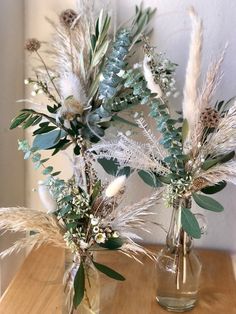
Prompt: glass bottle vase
<box><xmin>156</xmin><ymin>198</ymin><xmax>202</xmax><ymax>312</ymax></box>
<box><xmin>63</xmin><ymin>250</ymin><xmax>100</xmax><ymax>314</ymax></box>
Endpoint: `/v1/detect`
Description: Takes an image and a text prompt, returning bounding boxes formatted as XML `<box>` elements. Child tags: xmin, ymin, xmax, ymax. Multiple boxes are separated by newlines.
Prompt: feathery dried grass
<box><xmin>92</xmin><ymin>133</ymin><xmax>169</xmax><ymax>175</ymax></box>
<box><xmin>0</xmin><ymin>208</ymin><xmax>66</xmax><ymax>258</ymax></box>
<box><xmin>195</xmin><ymin>161</ymin><xmax>236</xmax><ymax>186</ymax></box>
<box><xmin>101</xmin><ymin>190</ymin><xmax>162</xmax><ymax>241</ymax></box>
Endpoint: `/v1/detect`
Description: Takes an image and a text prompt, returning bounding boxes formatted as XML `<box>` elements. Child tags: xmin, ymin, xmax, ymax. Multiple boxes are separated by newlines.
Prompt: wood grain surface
<box><xmin>0</xmin><ymin>245</ymin><xmax>235</xmax><ymax>314</ymax></box>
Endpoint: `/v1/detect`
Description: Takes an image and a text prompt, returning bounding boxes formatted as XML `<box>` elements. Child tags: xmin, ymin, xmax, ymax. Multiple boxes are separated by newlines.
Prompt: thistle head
<box><xmin>59</xmin><ymin>9</ymin><xmax>78</xmax><ymax>28</ymax></box>
<box><xmin>25</xmin><ymin>38</ymin><xmax>41</xmax><ymax>52</ymax></box>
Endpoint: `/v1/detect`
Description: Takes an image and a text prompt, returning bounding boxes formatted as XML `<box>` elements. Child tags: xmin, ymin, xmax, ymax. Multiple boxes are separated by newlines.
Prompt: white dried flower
<box><xmin>24</xmin><ymin>79</ymin><xmax>29</xmax><ymax>85</ymax></box>
<box><xmin>125</xmin><ymin>130</ymin><xmax>132</xmax><ymax>137</ymax></box>
<box><xmin>105</xmin><ymin>175</ymin><xmax>126</xmax><ymax>198</ymax></box>
<box><xmin>95</xmin><ymin>233</ymin><xmax>106</xmax><ymax>244</ymax></box>
<box><xmin>79</xmin><ymin>240</ymin><xmax>89</xmax><ymax>250</ymax></box>
<box><xmin>38</xmin><ymin>181</ymin><xmax>57</xmax><ymax>213</ymax></box>
<box><xmin>93</xmin><ymin>226</ymin><xmax>99</xmax><ymax>233</ymax></box>
<box><xmin>91</xmin><ymin>217</ymin><xmax>99</xmax><ymax>226</ymax></box>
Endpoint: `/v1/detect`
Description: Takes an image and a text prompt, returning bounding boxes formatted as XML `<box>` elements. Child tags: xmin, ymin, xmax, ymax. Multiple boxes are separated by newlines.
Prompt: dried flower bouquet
<box><xmin>0</xmin><ymin>1</ymin><xmax>161</xmax><ymax>312</ymax></box>
<box><xmin>93</xmin><ymin>7</ymin><xmax>236</xmax><ymax>239</ymax></box>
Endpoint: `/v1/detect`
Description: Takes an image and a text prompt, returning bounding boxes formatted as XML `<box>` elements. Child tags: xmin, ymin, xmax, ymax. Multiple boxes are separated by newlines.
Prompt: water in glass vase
<box><xmin>156</xmin><ymin>198</ymin><xmax>202</xmax><ymax>312</ymax></box>
<box><xmin>63</xmin><ymin>251</ymin><xmax>100</xmax><ymax>314</ymax></box>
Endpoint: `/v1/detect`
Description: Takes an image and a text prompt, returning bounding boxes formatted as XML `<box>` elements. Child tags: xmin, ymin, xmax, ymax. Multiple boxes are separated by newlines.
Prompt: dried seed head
<box><xmin>25</xmin><ymin>38</ymin><xmax>41</xmax><ymax>52</ymax></box>
<box><xmin>200</xmin><ymin>107</ymin><xmax>220</xmax><ymax>128</ymax></box>
<box><xmin>192</xmin><ymin>177</ymin><xmax>209</xmax><ymax>191</ymax></box>
<box><xmin>59</xmin><ymin>9</ymin><xmax>78</xmax><ymax>28</ymax></box>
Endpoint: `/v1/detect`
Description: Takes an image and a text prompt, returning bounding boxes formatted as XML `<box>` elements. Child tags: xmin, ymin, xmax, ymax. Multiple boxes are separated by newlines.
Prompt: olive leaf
<box><xmin>93</xmin><ymin>261</ymin><xmax>125</xmax><ymax>281</ymax></box>
<box><xmin>181</xmin><ymin>208</ymin><xmax>201</xmax><ymax>239</ymax></box>
<box><xmin>73</xmin><ymin>263</ymin><xmax>85</xmax><ymax>308</ymax></box>
<box><xmin>192</xmin><ymin>193</ymin><xmax>224</xmax><ymax>212</ymax></box>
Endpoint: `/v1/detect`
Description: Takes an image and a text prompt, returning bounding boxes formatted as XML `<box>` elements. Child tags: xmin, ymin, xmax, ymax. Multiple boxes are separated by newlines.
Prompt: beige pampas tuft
<box><xmin>38</xmin><ymin>181</ymin><xmax>57</xmax><ymax>213</ymax></box>
<box><xmin>0</xmin><ymin>207</ymin><xmax>66</xmax><ymax>258</ymax></box>
<box><xmin>182</xmin><ymin>7</ymin><xmax>203</xmax><ymax>131</ymax></box>
<box><xmin>143</xmin><ymin>55</ymin><xmax>163</xmax><ymax>97</ymax></box>
<box><xmin>105</xmin><ymin>175</ymin><xmax>126</xmax><ymax>198</ymax></box>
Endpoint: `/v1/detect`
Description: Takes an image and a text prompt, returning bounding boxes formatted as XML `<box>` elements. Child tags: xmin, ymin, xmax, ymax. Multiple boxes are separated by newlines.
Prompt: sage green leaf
<box><xmin>202</xmin><ymin>151</ymin><xmax>235</xmax><ymax>171</ymax></box>
<box><xmin>22</xmin><ymin>115</ymin><xmax>40</xmax><ymax>129</ymax></box>
<box><xmin>42</xmin><ymin>166</ymin><xmax>53</xmax><ymax>175</ymax></box>
<box><xmin>93</xmin><ymin>261</ymin><xmax>125</xmax><ymax>281</ymax></box>
<box><xmin>73</xmin><ymin>263</ymin><xmax>85</xmax><ymax>308</ymax></box>
<box><xmin>220</xmin><ymin>151</ymin><xmax>235</xmax><ymax>163</ymax></box>
<box><xmin>181</xmin><ymin>208</ymin><xmax>201</xmax><ymax>239</ymax></box>
<box><xmin>33</xmin><ymin>130</ymin><xmax>66</xmax><ymax>150</ymax></box>
<box><xmin>192</xmin><ymin>193</ymin><xmax>224</xmax><ymax>212</ymax></box>
<box><xmin>201</xmin><ymin>158</ymin><xmax>219</xmax><ymax>171</ymax></box>
<box><xmin>98</xmin><ymin>158</ymin><xmax>119</xmax><ymax>175</ymax></box>
<box><xmin>117</xmin><ymin>166</ymin><xmax>131</xmax><ymax>177</ymax></box>
<box><xmin>10</xmin><ymin>112</ymin><xmax>30</xmax><ymax>129</ymax></box>
<box><xmin>182</xmin><ymin>118</ymin><xmax>189</xmax><ymax>143</ymax></box>
<box><xmin>201</xmin><ymin>181</ymin><xmax>227</xmax><ymax>194</ymax></box>
<box><xmin>138</xmin><ymin>170</ymin><xmax>162</xmax><ymax>187</ymax></box>
<box><xmin>91</xmin><ymin>40</ymin><xmax>110</xmax><ymax>67</ymax></box>
<box><xmin>99</xmin><ymin>237</ymin><xmax>123</xmax><ymax>250</ymax></box>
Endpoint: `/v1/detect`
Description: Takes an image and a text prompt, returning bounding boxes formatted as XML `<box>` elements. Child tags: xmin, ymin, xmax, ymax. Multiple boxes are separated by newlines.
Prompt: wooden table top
<box><xmin>0</xmin><ymin>245</ymin><xmax>236</xmax><ymax>314</ymax></box>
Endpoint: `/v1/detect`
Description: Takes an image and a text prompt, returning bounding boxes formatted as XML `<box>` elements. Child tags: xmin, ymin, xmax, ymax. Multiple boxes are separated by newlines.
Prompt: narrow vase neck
<box><xmin>166</xmin><ymin>197</ymin><xmax>192</xmax><ymax>250</ymax></box>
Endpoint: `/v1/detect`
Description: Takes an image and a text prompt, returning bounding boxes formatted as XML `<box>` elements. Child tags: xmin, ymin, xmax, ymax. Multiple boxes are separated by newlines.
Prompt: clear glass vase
<box><xmin>156</xmin><ymin>198</ymin><xmax>202</xmax><ymax>312</ymax></box>
<box><xmin>63</xmin><ymin>250</ymin><xmax>100</xmax><ymax>314</ymax></box>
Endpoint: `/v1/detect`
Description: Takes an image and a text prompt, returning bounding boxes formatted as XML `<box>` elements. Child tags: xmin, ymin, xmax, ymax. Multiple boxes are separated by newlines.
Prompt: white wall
<box><xmin>24</xmin><ymin>0</ymin><xmax>236</xmax><ymax>252</ymax></box>
<box><xmin>0</xmin><ymin>0</ymin><xmax>25</xmax><ymax>294</ymax></box>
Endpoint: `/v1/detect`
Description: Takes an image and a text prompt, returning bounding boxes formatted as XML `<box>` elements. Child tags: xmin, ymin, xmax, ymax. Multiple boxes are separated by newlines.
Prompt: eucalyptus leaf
<box><xmin>73</xmin><ymin>263</ymin><xmax>85</xmax><ymax>308</ymax></box>
<box><xmin>93</xmin><ymin>261</ymin><xmax>125</xmax><ymax>281</ymax></box>
<box><xmin>181</xmin><ymin>208</ymin><xmax>201</xmax><ymax>239</ymax></box>
<box><xmin>42</xmin><ymin>166</ymin><xmax>53</xmax><ymax>175</ymax></box>
<box><xmin>33</xmin><ymin>130</ymin><xmax>66</xmax><ymax>150</ymax></box>
<box><xmin>192</xmin><ymin>193</ymin><xmax>224</xmax><ymax>212</ymax></box>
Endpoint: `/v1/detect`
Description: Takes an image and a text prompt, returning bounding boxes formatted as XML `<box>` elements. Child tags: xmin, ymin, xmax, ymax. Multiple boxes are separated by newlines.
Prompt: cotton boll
<box><xmin>143</xmin><ymin>55</ymin><xmax>163</xmax><ymax>98</ymax></box>
<box><xmin>105</xmin><ymin>175</ymin><xmax>126</xmax><ymax>198</ymax></box>
<box><xmin>38</xmin><ymin>181</ymin><xmax>57</xmax><ymax>213</ymax></box>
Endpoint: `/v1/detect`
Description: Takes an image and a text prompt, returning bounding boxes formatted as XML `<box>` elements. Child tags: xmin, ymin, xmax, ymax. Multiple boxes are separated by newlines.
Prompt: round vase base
<box><xmin>156</xmin><ymin>296</ymin><xmax>196</xmax><ymax>312</ymax></box>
